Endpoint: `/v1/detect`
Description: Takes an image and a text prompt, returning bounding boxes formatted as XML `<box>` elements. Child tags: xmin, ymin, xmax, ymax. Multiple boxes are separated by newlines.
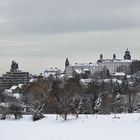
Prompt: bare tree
<box><xmin>32</xmin><ymin>104</ymin><xmax>45</xmax><ymax>121</ymax></box>
<box><xmin>55</xmin><ymin>78</ymin><xmax>82</xmax><ymax>120</ymax></box>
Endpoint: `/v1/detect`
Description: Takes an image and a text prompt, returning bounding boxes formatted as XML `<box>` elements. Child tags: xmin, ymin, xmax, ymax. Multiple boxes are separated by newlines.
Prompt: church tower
<box><xmin>124</xmin><ymin>48</ymin><xmax>131</xmax><ymax>60</ymax></box>
<box><xmin>113</xmin><ymin>54</ymin><xmax>116</xmax><ymax>60</ymax></box>
<box><xmin>65</xmin><ymin>58</ymin><xmax>69</xmax><ymax>67</ymax></box>
<box><xmin>100</xmin><ymin>54</ymin><xmax>103</xmax><ymax>60</ymax></box>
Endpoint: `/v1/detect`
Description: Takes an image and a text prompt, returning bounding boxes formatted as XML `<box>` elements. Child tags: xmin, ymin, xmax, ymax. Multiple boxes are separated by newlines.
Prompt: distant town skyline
<box><xmin>0</xmin><ymin>0</ymin><xmax>140</xmax><ymax>75</ymax></box>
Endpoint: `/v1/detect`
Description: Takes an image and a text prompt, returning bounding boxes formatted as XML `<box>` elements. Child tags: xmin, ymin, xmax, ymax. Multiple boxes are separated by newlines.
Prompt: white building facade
<box><xmin>65</xmin><ymin>49</ymin><xmax>133</xmax><ymax>77</ymax></box>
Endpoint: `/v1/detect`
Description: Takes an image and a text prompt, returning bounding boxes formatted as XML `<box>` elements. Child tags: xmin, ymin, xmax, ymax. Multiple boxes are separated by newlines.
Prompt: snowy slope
<box><xmin>0</xmin><ymin>114</ymin><xmax>140</xmax><ymax>140</ymax></box>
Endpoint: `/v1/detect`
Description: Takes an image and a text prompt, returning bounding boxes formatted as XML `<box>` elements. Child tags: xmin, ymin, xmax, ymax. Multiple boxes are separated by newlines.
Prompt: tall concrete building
<box><xmin>0</xmin><ymin>61</ymin><xmax>29</xmax><ymax>90</ymax></box>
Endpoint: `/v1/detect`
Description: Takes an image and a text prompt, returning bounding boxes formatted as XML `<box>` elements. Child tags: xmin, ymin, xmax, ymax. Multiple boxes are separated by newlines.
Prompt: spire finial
<box><xmin>126</xmin><ymin>48</ymin><xmax>129</xmax><ymax>51</ymax></box>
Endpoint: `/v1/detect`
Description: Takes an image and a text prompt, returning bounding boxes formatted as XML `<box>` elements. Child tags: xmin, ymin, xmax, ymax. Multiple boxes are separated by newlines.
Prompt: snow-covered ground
<box><xmin>0</xmin><ymin>114</ymin><xmax>140</xmax><ymax>140</ymax></box>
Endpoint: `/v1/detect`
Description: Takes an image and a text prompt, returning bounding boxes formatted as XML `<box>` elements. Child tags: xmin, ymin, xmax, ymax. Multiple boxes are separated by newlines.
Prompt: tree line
<box><xmin>0</xmin><ymin>61</ymin><xmax>140</xmax><ymax>121</ymax></box>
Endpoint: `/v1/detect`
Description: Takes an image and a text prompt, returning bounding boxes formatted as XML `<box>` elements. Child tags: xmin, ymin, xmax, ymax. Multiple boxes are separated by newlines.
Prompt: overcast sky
<box><xmin>0</xmin><ymin>0</ymin><xmax>140</xmax><ymax>74</ymax></box>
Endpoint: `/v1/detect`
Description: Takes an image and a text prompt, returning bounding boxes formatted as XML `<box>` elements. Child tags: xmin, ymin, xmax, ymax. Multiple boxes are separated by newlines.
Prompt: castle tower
<box><xmin>100</xmin><ymin>54</ymin><xmax>103</xmax><ymax>60</ymax></box>
<box><xmin>113</xmin><ymin>54</ymin><xmax>116</xmax><ymax>60</ymax></box>
<box><xmin>124</xmin><ymin>48</ymin><xmax>131</xmax><ymax>60</ymax></box>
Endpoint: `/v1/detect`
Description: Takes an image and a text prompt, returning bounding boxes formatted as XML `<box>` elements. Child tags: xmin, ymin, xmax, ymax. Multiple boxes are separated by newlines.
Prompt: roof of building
<box><xmin>69</xmin><ymin>63</ymin><xmax>99</xmax><ymax>67</ymax></box>
<box><xmin>10</xmin><ymin>86</ymin><xmax>18</xmax><ymax>90</ymax></box>
<box><xmin>44</xmin><ymin>68</ymin><xmax>61</xmax><ymax>78</ymax></box>
<box><xmin>111</xmin><ymin>72</ymin><xmax>125</xmax><ymax>76</ymax></box>
<box><xmin>104</xmin><ymin>79</ymin><xmax>122</xmax><ymax>84</ymax></box>
<box><xmin>44</xmin><ymin>68</ymin><xmax>61</xmax><ymax>72</ymax></box>
<box><xmin>97</xmin><ymin>59</ymin><xmax>132</xmax><ymax>63</ymax></box>
<box><xmin>75</xmin><ymin>69</ymin><xmax>83</xmax><ymax>74</ymax></box>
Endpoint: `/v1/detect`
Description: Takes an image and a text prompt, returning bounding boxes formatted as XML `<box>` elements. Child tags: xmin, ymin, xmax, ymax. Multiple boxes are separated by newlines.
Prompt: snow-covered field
<box><xmin>0</xmin><ymin>114</ymin><xmax>140</xmax><ymax>140</ymax></box>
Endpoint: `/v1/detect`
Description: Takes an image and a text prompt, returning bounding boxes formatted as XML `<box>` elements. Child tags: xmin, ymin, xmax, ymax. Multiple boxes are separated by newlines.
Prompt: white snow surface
<box><xmin>0</xmin><ymin>114</ymin><xmax>140</xmax><ymax>140</ymax></box>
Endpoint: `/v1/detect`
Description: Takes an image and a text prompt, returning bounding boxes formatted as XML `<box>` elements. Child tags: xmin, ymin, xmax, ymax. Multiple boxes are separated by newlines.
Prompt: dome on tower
<box><xmin>97</xmin><ymin>54</ymin><xmax>103</xmax><ymax>63</ymax></box>
<box><xmin>113</xmin><ymin>54</ymin><xmax>116</xmax><ymax>60</ymax></box>
<box><xmin>124</xmin><ymin>48</ymin><xmax>131</xmax><ymax>60</ymax></box>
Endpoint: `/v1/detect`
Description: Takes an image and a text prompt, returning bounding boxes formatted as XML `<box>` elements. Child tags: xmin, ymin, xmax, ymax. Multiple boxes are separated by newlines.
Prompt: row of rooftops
<box><xmin>65</xmin><ymin>49</ymin><xmax>133</xmax><ymax>67</ymax></box>
<box><xmin>97</xmin><ymin>59</ymin><xmax>132</xmax><ymax>63</ymax></box>
<box><xmin>44</xmin><ymin>67</ymin><xmax>61</xmax><ymax>73</ymax></box>
<box><xmin>69</xmin><ymin>63</ymin><xmax>99</xmax><ymax>67</ymax></box>
<box><xmin>69</xmin><ymin>59</ymin><xmax>132</xmax><ymax>67</ymax></box>
<box><xmin>97</xmin><ymin>48</ymin><xmax>131</xmax><ymax>62</ymax></box>
<box><xmin>66</xmin><ymin>60</ymin><xmax>132</xmax><ymax>69</ymax></box>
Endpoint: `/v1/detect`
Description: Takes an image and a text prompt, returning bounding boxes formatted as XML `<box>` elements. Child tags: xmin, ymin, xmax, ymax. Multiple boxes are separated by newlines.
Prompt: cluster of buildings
<box><xmin>44</xmin><ymin>68</ymin><xmax>61</xmax><ymax>78</ymax></box>
<box><xmin>0</xmin><ymin>49</ymin><xmax>137</xmax><ymax>91</ymax></box>
<box><xmin>65</xmin><ymin>48</ymin><xmax>132</xmax><ymax>77</ymax></box>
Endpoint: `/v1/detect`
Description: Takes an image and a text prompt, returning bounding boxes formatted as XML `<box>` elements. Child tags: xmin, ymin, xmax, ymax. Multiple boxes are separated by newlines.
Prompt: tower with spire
<box><xmin>124</xmin><ymin>48</ymin><xmax>131</xmax><ymax>60</ymax></box>
<box><xmin>65</xmin><ymin>58</ymin><xmax>69</xmax><ymax>67</ymax></box>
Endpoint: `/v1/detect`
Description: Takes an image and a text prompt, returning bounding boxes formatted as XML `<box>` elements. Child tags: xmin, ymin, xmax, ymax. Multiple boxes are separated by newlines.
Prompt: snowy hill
<box><xmin>0</xmin><ymin>114</ymin><xmax>140</xmax><ymax>140</ymax></box>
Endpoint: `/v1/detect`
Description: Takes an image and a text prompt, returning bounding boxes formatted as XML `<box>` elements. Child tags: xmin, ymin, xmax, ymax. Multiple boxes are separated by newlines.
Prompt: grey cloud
<box><xmin>0</xmin><ymin>0</ymin><xmax>140</xmax><ymax>74</ymax></box>
<box><xmin>0</xmin><ymin>0</ymin><xmax>140</xmax><ymax>37</ymax></box>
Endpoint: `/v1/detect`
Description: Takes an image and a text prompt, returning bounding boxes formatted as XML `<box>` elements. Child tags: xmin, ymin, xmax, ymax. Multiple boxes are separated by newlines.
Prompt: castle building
<box><xmin>65</xmin><ymin>61</ymin><xmax>102</xmax><ymax>77</ymax></box>
<box><xmin>0</xmin><ymin>61</ymin><xmax>29</xmax><ymax>90</ymax></box>
<box><xmin>97</xmin><ymin>49</ymin><xmax>132</xmax><ymax>74</ymax></box>
<box><xmin>65</xmin><ymin>49</ymin><xmax>132</xmax><ymax>77</ymax></box>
